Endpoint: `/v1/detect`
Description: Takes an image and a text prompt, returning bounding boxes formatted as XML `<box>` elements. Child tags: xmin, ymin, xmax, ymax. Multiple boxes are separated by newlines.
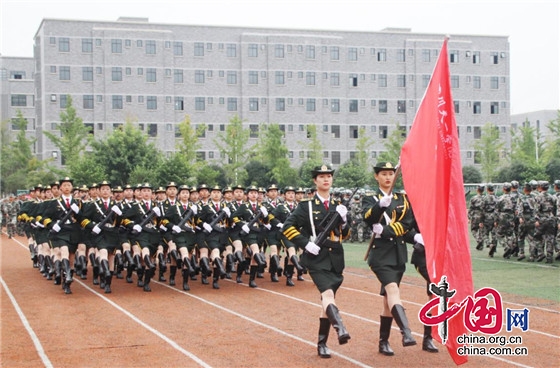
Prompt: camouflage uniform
<box><xmin>534</xmin><ymin>182</ymin><xmax>557</xmax><ymax>263</ymax></box>
<box><xmin>468</xmin><ymin>187</ymin><xmax>485</xmax><ymax>250</ymax></box>
<box><xmin>554</xmin><ymin>180</ymin><xmax>560</xmax><ymax>259</ymax></box>
<box><xmin>481</xmin><ymin>187</ymin><xmax>498</xmax><ymax>256</ymax></box>
<box><xmin>516</xmin><ymin>185</ymin><xmax>537</xmax><ymax>261</ymax></box>
<box><xmin>349</xmin><ymin>196</ymin><xmax>363</xmax><ymax>242</ymax></box>
<box><xmin>495</xmin><ymin>185</ymin><xmax>516</xmax><ymax>258</ymax></box>
<box><xmin>2</xmin><ymin>198</ymin><xmax>20</xmax><ymax>237</ymax></box>
<box><xmin>509</xmin><ymin>181</ymin><xmax>521</xmax><ymax>255</ymax></box>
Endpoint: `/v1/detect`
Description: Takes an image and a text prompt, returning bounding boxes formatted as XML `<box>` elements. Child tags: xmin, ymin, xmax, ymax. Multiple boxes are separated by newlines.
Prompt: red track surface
<box><xmin>2</xmin><ymin>234</ymin><xmax>558</xmax><ymax>367</ymax></box>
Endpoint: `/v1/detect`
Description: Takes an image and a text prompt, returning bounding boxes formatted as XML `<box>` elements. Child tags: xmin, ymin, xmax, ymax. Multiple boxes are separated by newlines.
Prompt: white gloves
<box><xmin>260</xmin><ymin>206</ymin><xmax>268</xmax><ymax>217</ymax></box>
<box><xmin>36</xmin><ymin>221</ymin><xmax>44</xmax><ymax>228</ymax></box>
<box><xmin>264</xmin><ymin>223</ymin><xmax>271</xmax><ymax>230</ymax></box>
<box><xmin>372</xmin><ymin>223</ymin><xmax>383</xmax><ymax>235</ymax></box>
<box><xmin>159</xmin><ymin>224</ymin><xmax>168</xmax><ymax>232</ymax></box>
<box><xmin>276</xmin><ymin>222</ymin><xmax>283</xmax><ymax>228</ymax></box>
<box><xmin>414</xmin><ymin>233</ymin><xmax>424</xmax><ymax>245</ymax></box>
<box><xmin>203</xmin><ymin>222</ymin><xmax>213</xmax><ymax>233</ymax></box>
<box><xmin>133</xmin><ymin>224</ymin><xmax>142</xmax><ymax>233</ymax></box>
<box><xmin>222</xmin><ymin>207</ymin><xmax>231</xmax><ymax>217</ymax></box>
<box><xmin>379</xmin><ymin>194</ymin><xmax>392</xmax><ymax>208</ymax></box>
<box><xmin>152</xmin><ymin>206</ymin><xmax>161</xmax><ymax>217</ymax></box>
<box><xmin>336</xmin><ymin>205</ymin><xmax>348</xmax><ymax>221</ymax></box>
<box><xmin>111</xmin><ymin>205</ymin><xmax>122</xmax><ymax>216</ymax></box>
<box><xmin>242</xmin><ymin>224</ymin><xmax>250</xmax><ymax>234</ymax></box>
<box><xmin>172</xmin><ymin>225</ymin><xmax>182</xmax><ymax>234</ymax></box>
<box><xmin>70</xmin><ymin>203</ymin><xmax>80</xmax><ymax>214</ymax></box>
<box><xmin>92</xmin><ymin>225</ymin><xmax>101</xmax><ymax>234</ymax></box>
<box><xmin>52</xmin><ymin>223</ymin><xmax>61</xmax><ymax>233</ymax></box>
<box><xmin>190</xmin><ymin>205</ymin><xmax>198</xmax><ymax>215</ymax></box>
<box><xmin>305</xmin><ymin>241</ymin><xmax>321</xmax><ymax>255</ymax></box>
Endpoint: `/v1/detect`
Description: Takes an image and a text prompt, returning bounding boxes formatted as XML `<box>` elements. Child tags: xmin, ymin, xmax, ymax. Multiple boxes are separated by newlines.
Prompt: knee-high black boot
<box><xmin>38</xmin><ymin>255</ymin><xmax>46</xmax><ymax>275</ymax></box>
<box><xmin>182</xmin><ymin>269</ymin><xmax>190</xmax><ymax>291</ymax></box>
<box><xmin>133</xmin><ymin>254</ymin><xmax>142</xmax><ymax>270</ymax></box>
<box><xmin>53</xmin><ymin>260</ymin><xmax>62</xmax><ymax>285</ymax></box>
<box><xmin>249</xmin><ymin>265</ymin><xmax>258</xmax><ymax>288</ymax></box>
<box><xmin>144</xmin><ymin>254</ymin><xmax>156</xmax><ymax>271</ymax></box>
<box><xmin>126</xmin><ymin>265</ymin><xmax>134</xmax><ymax>283</ymax></box>
<box><xmin>136</xmin><ymin>267</ymin><xmax>145</xmax><ymax>287</ymax></box>
<box><xmin>182</xmin><ymin>257</ymin><xmax>195</xmax><ymax>276</ymax></box>
<box><xmin>391</xmin><ymin>304</ymin><xmax>417</xmax><ymax>347</ymax></box>
<box><xmin>169</xmin><ymin>265</ymin><xmax>177</xmax><ymax>286</ymax></box>
<box><xmin>62</xmin><ymin>258</ymin><xmax>73</xmax><ymax>284</ymax></box>
<box><xmin>199</xmin><ymin>257</ymin><xmax>212</xmax><ymax>277</ymax></box>
<box><xmin>236</xmin><ymin>260</ymin><xmax>245</xmax><ymax>283</ymax></box>
<box><xmin>379</xmin><ymin>316</ymin><xmax>394</xmax><ymax>356</ymax></box>
<box><xmin>423</xmin><ymin>314</ymin><xmax>438</xmax><ymax>353</ymax></box>
<box><xmin>290</xmin><ymin>254</ymin><xmax>304</xmax><ymax>273</ymax></box>
<box><xmin>234</xmin><ymin>250</ymin><xmax>244</xmax><ymax>264</ymax></box>
<box><xmin>213</xmin><ymin>257</ymin><xmax>227</xmax><ymax>279</ymax></box>
<box><xmin>124</xmin><ymin>250</ymin><xmax>134</xmax><ymax>269</ymax></box>
<box><xmin>226</xmin><ymin>253</ymin><xmax>234</xmax><ymax>273</ymax></box>
<box><xmin>285</xmin><ymin>265</ymin><xmax>295</xmax><ymax>287</ymax></box>
<box><xmin>78</xmin><ymin>255</ymin><xmax>88</xmax><ymax>279</ymax></box>
<box><xmin>46</xmin><ymin>256</ymin><xmax>54</xmax><ymax>280</ymax></box>
<box><xmin>158</xmin><ymin>252</ymin><xmax>167</xmax><ymax>273</ymax></box>
<box><xmin>143</xmin><ymin>267</ymin><xmax>153</xmax><ymax>292</ymax></box>
<box><xmin>104</xmin><ymin>271</ymin><xmax>113</xmax><ymax>294</ymax></box>
<box><xmin>317</xmin><ymin>318</ymin><xmax>331</xmax><ymax>358</ymax></box>
<box><xmin>325</xmin><ymin>304</ymin><xmax>351</xmax><ymax>345</ymax></box>
<box><xmin>212</xmin><ymin>267</ymin><xmax>220</xmax><ymax>289</ymax></box>
<box><xmin>269</xmin><ymin>254</ymin><xmax>279</xmax><ymax>282</ymax></box>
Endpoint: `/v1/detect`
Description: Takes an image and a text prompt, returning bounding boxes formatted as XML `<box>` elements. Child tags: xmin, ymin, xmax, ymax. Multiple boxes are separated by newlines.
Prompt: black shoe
<box><xmin>297</xmin><ymin>275</ymin><xmax>305</xmax><ymax>281</ymax></box>
<box><xmin>422</xmin><ymin>324</ymin><xmax>439</xmax><ymax>353</ymax></box>
<box><xmin>379</xmin><ymin>316</ymin><xmax>394</xmax><ymax>356</ymax></box>
<box><xmin>63</xmin><ymin>283</ymin><xmax>72</xmax><ymax>294</ymax></box>
<box><xmin>143</xmin><ymin>284</ymin><xmax>152</xmax><ymax>292</ymax></box>
<box><xmin>271</xmin><ymin>273</ymin><xmax>279</xmax><ymax>282</ymax></box>
<box><xmin>476</xmin><ymin>242</ymin><xmax>483</xmax><ymax>250</ymax></box>
<box><xmin>169</xmin><ymin>277</ymin><xmax>176</xmax><ymax>286</ymax></box>
<box><xmin>257</xmin><ymin>272</ymin><xmax>264</xmax><ymax>279</ymax></box>
<box><xmin>236</xmin><ymin>275</ymin><xmax>243</xmax><ymax>283</ymax></box>
<box><xmin>326</xmin><ymin>304</ymin><xmax>351</xmax><ymax>345</ymax></box>
<box><xmin>536</xmin><ymin>254</ymin><xmax>546</xmax><ymax>262</ymax></box>
<box><xmin>213</xmin><ymin>280</ymin><xmax>220</xmax><ymax>289</ymax></box>
<box><xmin>286</xmin><ymin>277</ymin><xmax>295</xmax><ymax>287</ymax></box>
<box><xmin>183</xmin><ymin>281</ymin><xmax>190</xmax><ymax>291</ymax></box>
<box><xmin>201</xmin><ymin>275</ymin><xmax>209</xmax><ymax>285</ymax></box>
<box><xmin>317</xmin><ymin>318</ymin><xmax>331</xmax><ymax>359</ymax></box>
<box><xmin>249</xmin><ymin>280</ymin><xmax>258</xmax><ymax>288</ymax></box>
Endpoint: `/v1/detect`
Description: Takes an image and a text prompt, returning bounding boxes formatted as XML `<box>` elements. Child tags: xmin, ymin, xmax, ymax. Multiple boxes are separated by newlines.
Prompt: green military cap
<box><xmin>246</xmin><ymin>185</ymin><xmax>259</xmax><ymax>193</ymax></box>
<box><xmin>140</xmin><ymin>182</ymin><xmax>153</xmax><ymax>190</ymax></box>
<box><xmin>189</xmin><ymin>185</ymin><xmax>197</xmax><ymax>192</ymax></box>
<box><xmin>51</xmin><ymin>181</ymin><xmax>60</xmax><ymax>188</ymax></box>
<box><xmin>311</xmin><ymin>163</ymin><xmax>334</xmax><ymax>178</ymax></box>
<box><xmin>232</xmin><ymin>184</ymin><xmax>245</xmax><ymax>191</ymax></box>
<box><xmin>135</xmin><ymin>183</ymin><xmax>143</xmax><ymax>189</ymax></box>
<box><xmin>113</xmin><ymin>185</ymin><xmax>123</xmax><ymax>192</ymax></box>
<box><xmin>295</xmin><ymin>187</ymin><xmax>305</xmax><ymax>193</ymax></box>
<box><xmin>523</xmin><ymin>182</ymin><xmax>532</xmax><ymax>191</ymax></box>
<box><xmin>44</xmin><ymin>185</ymin><xmax>52</xmax><ymax>191</ymax></box>
<box><xmin>78</xmin><ymin>184</ymin><xmax>89</xmax><ymax>192</ymax></box>
<box><xmin>539</xmin><ymin>181</ymin><xmax>549</xmax><ymax>190</ymax></box>
<box><xmin>34</xmin><ymin>184</ymin><xmax>44</xmax><ymax>191</ymax></box>
<box><xmin>210</xmin><ymin>185</ymin><xmax>222</xmax><ymax>192</ymax></box>
<box><xmin>155</xmin><ymin>186</ymin><xmax>166</xmax><ymax>193</ymax></box>
<box><xmin>60</xmin><ymin>177</ymin><xmax>73</xmax><ymax>185</ymax></box>
<box><xmin>373</xmin><ymin>162</ymin><xmax>396</xmax><ymax>174</ymax></box>
<box><xmin>166</xmin><ymin>181</ymin><xmax>178</xmax><ymax>189</ymax></box>
<box><xmin>284</xmin><ymin>186</ymin><xmax>296</xmax><ymax>193</ymax></box>
<box><xmin>222</xmin><ymin>186</ymin><xmax>233</xmax><ymax>194</ymax></box>
<box><xmin>178</xmin><ymin>185</ymin><xmax>190</xmax><ymax>192</ymax></box>
<box><xmin>99</xmin><ymin>180</ymin><xmax>111</xmax><ymax>188</ymax></box>
<box><xmin>258</xmin><ymin>187</ymin><xmax>266</xmax><ymax>193</ymax></box>
<box><xmin>123</xmin><ymin>184</ymin><xmax>133</xmax><ymax>190</ymax></box>
<box><xmin>197</xmin><ymin>184</ymin><xmax>209</xmax><ymax>192</ymax></box>
<box><xmin>267</xmin><ymin>184</ymin><xmax>279</xmax><ymax>191</ymax></box>
<box><xmin>486</xmin><ymin>183</ymin><xmax>495</xmax><ymax>191</ymax></box>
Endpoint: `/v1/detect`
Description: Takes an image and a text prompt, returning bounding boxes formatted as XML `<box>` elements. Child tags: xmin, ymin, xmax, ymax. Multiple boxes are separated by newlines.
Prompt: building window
<box><xmin>348</xmin><ymin>47</ymin><xmax>358</xmax><ymax>61</ymax></box>
<box><xmin>195</xmin><ymin>70</ymin><xmax>205</xmax><ymax>83</ymax></box>
<box><xmin>379</xmin><ymin>100</ymin><xmax>388</xmax><ymax>113</ymax></box>
<box><xmin>454</xmin><ymin>101</ymin><xmax>460</xmax><ymax>114</ymax></box>
<box><xmin>451</xmin><ymin>75</ymin><xmax>459</xmax><ymax>88</ymax></box>
<box><xmin>332</xmin><ymin>151</ymin><xmax>341</xmax><ymax>164</ymax></box>
<box><xmin>227</xmin><ymin>71</ymin><xmax>237</xmax><ymax>84</ymax></box>
<box><xmin>377</xmin><ymin>49</ymin><xmax>386</xmax><ymax>62</ymax></box>
<box><xmin>137</xmin><ymin>67</ymin><xmax>143</xmax><ymax>76</ymax></box>
<box><xmin>111</xmin><ymin>39</ymin><xmax>122</xmax><ymax>53</ymax></box>
<box><xmin>227</xmin><ymin>97</ymin><xmax>237</xmax><ymax>111</ymax></box>
<box><xmin>248</xmin><ymin>71</ymin><xmax>258</xmax><ymax>84</ymax></box>
<box><xmin>60</xmin><ymin>95</ymin><xmax>68</xmax><ymax>108</ymax></box>
<box><xmin>175</xmin><ymin>97</ymin><xmax>184</xmax><ymax>111</ymax></box>
<box><xmin>82</xmin><ymin>38</ymin><xmax>93</xmax><ymax>53</ymax></box>
<box><xmin>275</xmin><ymin>44</ymin><xmax>284</xmax><ymax>58</ymax></box>
<box><xmin>248</xmin><ymin>43</ymin><xmax>258</xmax><ymax>57</ymax></box>
<box><xmin>397</xmin><ymin>75</ymin><xmax>406</xmax><ymax>87</ymax></box>
<box><xmin>112</xmin><ymin>95</ymin><xmax>123</xmax><ymax>109</ymax></box>
<box><xmin>174</xmin><ymin>69</ymin><xmax>183</xmax><ymax>83</ymax></box>
<box><xmin>491</xmin><ymin>52</ymin><xmax>499</xmax><ymax>64</ymax></box>
<box><xmin>194</xmin><ymin>42</ymin><xmax>204</xmax><ymax>56</ymax></box>
<box><xmin>330</xmin><ymin>46</ymin><xmax>339</xmax><ymax>61</ymax></box>
<box><xmin>450</xmin><ymin>50</ymin><xmax>459</xmax><ymax>63</ymax></box>
<box><xmin>142</xmin><ymin>69</ymin><xmax>156</xmax><ymax>83</ymax></box>
<box><xmin>59</xmin><ymin>37</ymin><xmax>70</xmax><ymax>52</ymax></box>
<box><xmin>490</xmin><ymin>102</ymin><xmax>499</xmax><ymax>114</ymax></box>
<box><xmin>195</xmin><ymin>97</ymin><xmax>205</xmax><ymax>111</ymax></box>
<box><xmin>330</xmin><ymin>73</ymin><xmax>340</xmax><ymax>86</ymax></box>
<box><xmin>473</xmin><ymin>101</ymin><xmax>481</xmax><ymax>114</ymax></box>
<box><xmin>349</xmin><ymin>74</ymin><xmax>358</xmax><ymax>87</ymax></box>
<box><xmin>276</xmin><ymin>98</ymin><xmax>285</xmax><ymax>111</ymax></box>
<box><xmin>147</xmin><ymin>96</ymin><xmax>157</xmax><ymax>110</ymax></box>
<box><xmin>472</xmin><ymin>51</ymin><xmax>480</xmax><ymax>64</ymax></box>
<box><xmin>59</xmin><ymin>66</ymin><xmax>70</xmax><ymax>80</ymax></box>
<box><xmin>126</xmin><ymin>95</ymin><xmax>132</xmax><ymax>103</ymax></box>
<box><xmin>83</xmin><ymin>95</ymin><xmax>94</xmax><ymax>109</ymax></box>
<box><xmin>11</xmin><ymin>94</ymin><xmax>27</xmax><ymax>106</ymax></box>
<box><xmin>473</xmin><ymin>126</ymin><xmax>481</xmax><ymax>139</ymax></box>
<box><xmin>249</xmin><ymin>98</ymin><xmax>259</xmax><ymax>111</ymax></box>
<box><xmin>379</xmin><ymin>125</ymin><xmax>388</xmax><ymax>139</ymax></box>
<box><xmin>349</xmin><ymin>125</ymin><xmax>359</xmax><ymax>139</ymax></box>
<box><xmin>249</xmin><ymin>124</ymin><xmax>259</xmax><ymax>138</ymax></box>
<box><xmin>138</xmin><ymin>96</ymin><xmax>144</xmax><ymax>103</ymax></box>
<box><xmin>378</xmin><ymin>74</ymin><xmax>387</xmax><ymax>87</ymax></box>
<box><xmin>349</xmin><ymin>99</ymin><xmax>358</xmax><ymax>112</ymax></box>
<box><xmin>142</xmin><ymin>40</ymin><xmax>155</xmax><ymax>55</ymax></box>
<box><xmin>275</xmin><ymin>71</ymin><xmax>285</xmax><ymax>85</ymax></box>
<box><xmin>397</xmin><ymin>49</ymin><xmax>406</xmax><ymax>62</ymax></box>
<box><xmin>490</xmin><ymin>77</ymin><xmax>499</xmax><ymax>89</ymax></box>
<box><xmin>397</xmin><ymin>100</ymin><xmax>406</xmax><ymax>113</ymax></box>
<box><xmin>422</xmin><ymin>75</ymin><xmax>430</xmax><ymax>88</ymax></box>
<box><xmin>173</xmin><ymin>41</ymin><xmax>183</xmax><ymax>56</ymax></box>
<box><xmin>306</xmin><ymin>45</ymin><xmax>315</xmax><ymax>59</ymax></box>
<box><xmin>306</xmin><ymin>99</ymin><xmax>316</xmax><ymax>112</ymax></box>
<box><xmin>306</xmin><ymin>72</ymin><xmax>316</xmax><ymax>85</ymax></box>
<box><xmin>82</xmin><ymin>67</ymin><xmax>93</xmax><ymax>81</ymax></box>
<box><xmin>473</xmin><ymin>76</ymin><xmax>481</xmax><ymax>89</ymax></box>
<box><xmin>422</xmin><ymin>49</ymin><xmax>431</xmax><ymax>62</ymax></box>
<box><xmin>148</xmin><ymin>124</ymin><xmax>157</xmax><ymax>137</ymax></box>
<box><xmin>331</xmin><ymin>99</ymin><xmax>340</xmax><ymax>112</ymax></box>
<box><xmin>226</xmin><ymin>43</ymin><xmax>237</xmax><ymax>57</ymax></box>
<box><xmin>112</xmin><ymin>67</ymin><xmax>122</xmax><ymax>82</ymax></box>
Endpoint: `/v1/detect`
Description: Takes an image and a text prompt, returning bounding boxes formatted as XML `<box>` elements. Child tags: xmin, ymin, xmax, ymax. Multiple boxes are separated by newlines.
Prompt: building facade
<box><xmin>1</xmin><ymin>17</ymin><xmax>511</xmax><ymax>168</ymax></box>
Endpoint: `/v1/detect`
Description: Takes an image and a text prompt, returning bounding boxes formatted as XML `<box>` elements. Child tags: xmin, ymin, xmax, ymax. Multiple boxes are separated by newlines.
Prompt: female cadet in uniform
<box><xmin>362</xmin><ymin>162</ymin><xmax>417</xmax><ymax>356</ymax></box>
<box><xmin>282</xmin><ymin>164</ymin><xmax>351</xmax><ymax>359</ymax></box>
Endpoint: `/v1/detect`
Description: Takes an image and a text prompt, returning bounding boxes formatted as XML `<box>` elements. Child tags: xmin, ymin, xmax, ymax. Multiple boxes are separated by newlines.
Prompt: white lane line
<box><xmin>0</xmin><ymin>276</ymin><xmax>54</xmax><ymax>368</ymax></box>
<box><xmin>156</xmin><ymin>281</ymin><xmax>373</xmax><ymax>368</ymax></box>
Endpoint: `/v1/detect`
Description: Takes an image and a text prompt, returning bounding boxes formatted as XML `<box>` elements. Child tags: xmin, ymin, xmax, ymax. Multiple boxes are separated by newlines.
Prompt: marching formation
<box><xmin>468</xmin><ymin>180</ymin><xmax>560</xmax><ymax>263</ymax></box>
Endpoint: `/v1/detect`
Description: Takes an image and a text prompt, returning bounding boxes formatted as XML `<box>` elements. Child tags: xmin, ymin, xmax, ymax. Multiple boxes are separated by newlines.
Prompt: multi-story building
<box><xmin>1</xmin><ymin>17</ymin><xmax>511</xmax><ymax>168</ymax></box>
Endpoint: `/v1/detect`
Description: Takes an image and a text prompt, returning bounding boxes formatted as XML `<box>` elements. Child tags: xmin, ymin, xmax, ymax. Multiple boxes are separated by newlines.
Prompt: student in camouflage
<box><xmin>496</xmin><ymin>183</ymin><xmax>517</xmax><ymax>258</ymax></box>
<box><xmin>468</xmin><ymin>184</ymin><xmax>485</xmax><ymax>250</ymax></box>
<box><xmin>554</xmin><ymin>180</ymin><xmax>560</xmax><ymax>260</ymax></box>
<box><xmin>516</xmin><ymin>183</ymin><xmax>538</xmax><ymax>261</ymax></box>
<box><xmin>534</xmin><ymin>181</ymin><xmax>557</xmax><ymax>263</ymax></box>
<box><xmin>480</xmin><ymin>184</ymin><xmax>498</xmax><ymax>257</ymax></box>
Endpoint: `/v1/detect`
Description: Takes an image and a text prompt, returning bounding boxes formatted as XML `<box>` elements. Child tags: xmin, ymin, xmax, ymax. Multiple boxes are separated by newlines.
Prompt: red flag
<box><xmin>401</xmin><ymin>38</ymin><xmax>473</xmax><ymax>365</ymax></box>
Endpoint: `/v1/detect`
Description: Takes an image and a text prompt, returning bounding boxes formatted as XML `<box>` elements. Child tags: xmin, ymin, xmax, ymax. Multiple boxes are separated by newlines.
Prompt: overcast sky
<box><xmin>1</xmin><ymin>0</ymin><xmax>558</xmax><ymax>114</ymax></box>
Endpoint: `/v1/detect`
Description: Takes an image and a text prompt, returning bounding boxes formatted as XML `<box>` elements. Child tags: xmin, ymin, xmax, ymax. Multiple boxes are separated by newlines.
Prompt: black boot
<box><xmin>104</xmin><ymin>271</ymin><xmax>113</xmax><ymax>294</ymax></box>
<box><xmin>236</xmin><ymin>260</ymin><xmax>245</xmax><ymax>283</ymax></box>
<box><xmin>317</xmin><ymin>318</ymin><xmax>331</xmax><ymax>358</ymax></box>
<box><xmin>169</xmin><ymin>249</ymin><xmax>180</xmax><ymax>263</ymax></box>
<box><xmin>126</xmin><ymin>266</ymin><xmax>134</xmax><ymax>283</ymax></box>
<box><xmin>422</xmin><ymin>319</ymin><xmax>438</xmax><ymax>353</ymax></box>
<box><xmin>144</xmin><ymin>254</ymin><xmax>156</xmax><ymax>271</ymax></box>
<box><xmin>212</xmin><ymin>267</ymin><xmax>220</xmax><ymax>289</ymax></box>
<box><xmin>182</xmin><ymin>269</ymin><xmax>190</xmax><ymax>291</ymax></box>
<box><xmin>54</xmin><ymin>260</ymin><xmax>62</xmax><ymax>285</ymax></box>
<box><xmin>226</xmin><ymin>253</ymin><xmax>234</xmax><ymax>273</ymax></box>
<box><xmin>213</xmin><ymin>258</ymin><xmax>227</xmax><ymax>279</ymax></box>
<box><xmin>143</xmin><ymin>268</ymin><xmax>153</xmax><ymax>292</ymax></box>
<box><xmin>379</xmin><ymin>316</ymin><xmax>394</xmax><ymax>356</ymax></box>
<box><xmin>157</xmin><ymin>252</ymin><xmax>167</xmax><ymax>274</ymax></box>
<box><xmin>169</xmin><ymin>265</ymin><xmax>177</xmax><ymax>286</ymax></box>
<box><xmin>249</xmin><ymin>265</ymin><xmax>258</xmax><ymax>288</ymax></box>
<box><xmin>124</xmin><ymin>250</ymin><xmax>134</xmax><ymax>269</ymax></box>
<box><xmin>46</xmin><ymin>256</ymin><xmax>54</xmax><ymax>280</ymax></box>
<box><xmin>133</xmin><ymin>254</ymin><xmax>142</xmax><ymax>270</ymax></box>
<box><xmin>78</xmin><ymin>255</ymin><xmax>88</xmax><ymax>279</ymax></box>
<box><xmin>38</xmin><ymin>255</ymin><xmax>46</xmax><ymax>275</ymax></box>
<box><xmin>192</xmin><ymin>254</ymin><xmax>201</xmax><ymax>276</ymax></box>
<box><xmin>325</xmin><ymin>304</ymin><xmax>351</xmax><ymax>345</ymax></box>
<box><xmin>62</xmin><ymin>258</ymin><xmax>73</xmax><ymax>284</ymax></box>
<box><xmin>100</xmin><ymin>259</ymin><xmax>111</xmax><ymax>279</ymax></box>
<box><xmin>199</xmin><ymin>257</ymin><xmax>212</xmax><ymax>277</ymax></box>
<box><xmin>92</xmin><ymin>263</ymin><xmax>99</xmax><ymax>285</ymax></box>
<box><xmin>270</xmin><ymin>254</ymin><xmax>279</xmax><ymax>282</ymax></box>
<box><xmin>137</xmin><ymin>267</ymin><xmax>145</xmax><ymax>287</ymax></box>
<box><xmin>182</xmin><ymin>257</ymin><xmax>195</xmax><ymax>276</ymax></box>
<box><xmin>234</xmin><ymin>250</ymin><xmax>244</xmax><ymax>264</ymax></box>
<box><xmin>391</xmin><ymin>305</ymin><xmax>417</xmax><ymax>347</ymax></box>
<box><xmin>476</xmin><ymin>241</ymin><xmax>483</xmax><ymax>250</ymax></box>
<box><xmin>290</xmin><ymin>254</ymin><xmax>304</xmax><ymax>274</ymax></box>
<box><xmin>503</xmin><ymin>247</ymin><xmax>512</xmax><ymax>259</ymax></box>
<box><xmin>253</xmin><ymin>252</ymin><xmax>267</xmax><ymax>268</ymax></box>
<box><xmin>285</xmin><ymin>265</ymin><xmax>295</xmax><ymax>287</ymax></box>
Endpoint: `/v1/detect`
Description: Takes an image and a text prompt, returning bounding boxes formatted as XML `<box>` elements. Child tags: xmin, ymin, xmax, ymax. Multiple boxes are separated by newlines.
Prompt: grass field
<box><xmin>342</xmin><ymin>239</ymin><xmax>560</xmax><ymax>303</ymax></box>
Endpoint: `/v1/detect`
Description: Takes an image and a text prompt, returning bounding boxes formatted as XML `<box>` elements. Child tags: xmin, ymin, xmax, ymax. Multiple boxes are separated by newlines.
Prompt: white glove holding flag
<box><xmin>92</xmin><ymin>225</ymin><xmax>101</xmax><ymax>234</ymax></box>
<box><xmin>379</xmin><ymin>194</ymin><xmax>392</xmax><ymax>208</ymax></box>
<box><xmin>242</xmin><ymin>224</ymin><xmax>251</xmax><ymax>234</ymax></box>
<box><xmin>152</xmin><ymin>206</ymin><xmax>161</xmax><ymax>217</ymax></box>
<box><xmin>222</xmin><ymin>207</ymin><xmax>231</xmax><ymax>217</ymax></box>
<box><xmin>52</xmin><ymin>223</ymin><xmax>61</xmax><ymax>233</ymax></box>
<box><xmin>305</xmin><ymin>241</ymin><xmax>321</xmax><ymax>255</ymax></box>
<box><xmin>111</xmin><ymin>205</ymin><xmax>122</xmax><ymax>216</ymax></box>
<box><xmin>264</xmin><ymin>223</ymin><xmax>271</xmax><ymax>230</ymax></box>
<box><xmin>172</xmin><ymin>225</ymin><xmax>182</xmax><ymax>234</ymax></box>
<box><xmin>70</xmin><ymin>203</ymin><xmax>80</xmax><ymax>214</ymax></box>
<box><xmin>190</xmin><ymin>205</ymin><xmax>198</xmax><ymax>215</ymax></box>
<box><xmin>159</xmin><ymin>224</ymin><xmax>168</xmax><ymax>232</ymax></box>
<box><xmin>414</xmin><ymin>233</ymin><xmax>424</xmax><ymax>245</ymax></box>
<box><xmin>372</xmin><ymin>223</ymin><xmax>383</xmax><ymax>235</ymax></box>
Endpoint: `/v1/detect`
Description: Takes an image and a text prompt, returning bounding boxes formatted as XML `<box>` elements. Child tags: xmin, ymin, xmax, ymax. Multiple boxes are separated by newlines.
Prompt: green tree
<box><xmin>70</xmin><ymin>153</ymin><xmax>106</xmax><ymax>186</ymax></box>
<box><xmin>197</xmin><ymin>164</ymin><xmax>227</xmax><ymax>187</ymax></box>
<box><xmin>43</xmin><ymin>95</ymin><xmax>92</xmax><ymax>169</ymax></box>
<box><xmin>176</xmin><ymin>115</ymin><xmax>202</xmax><ymax>166</ymax></box>
<box><xmin>541</xmin><ymin>111</ymin><xmax>560</xmax><ymax>163</ymax></box>
<box><xmin>473</xmin><ymin>123</ymin><xmax>504</xmax><ymax>182</ymax></box>
<box><xmin>90</xmin><ymin>121</ymin><xmax>162</xmax><ymax>186</ymax></box>
<box><xmin>378</xmin><ymin>122</ymin><xmax>406</xmax><ymax>164</ymax></box>
<box><xmin>244</xmin><ymin>160</ymin><xmax>272</xmax><ymax>187</ymax></box>
<box><xmin>214</xmin><ymin>115</ymin><xmax>250</xmax><ymax>185</ymax></box>
<box><xmin>462</xmin><ymin>165</ymin><xmax>483</xmax><ymax>183</ymax></box>
<box><xmin>355</xmin><ymin>127</ymin><xmax>374</xmax><ymax>174</ymax></box>
<box><xmin>509</xmin><ymin>122</ymin><xmax>542</xmax><ymax>166</ymax></box>
<box><xmin>256</xmin><ymin>123</ymin><xmax>297</xmax><ymax>187</ymax></box>
<box><xmin>335</xmin><ymin>159</ymin><xmax>370</xmax><ymax>188</ymax></box>
<box><xmin>154</xmin><ymin>152</ymin><xmax>193</xmax><ymax>185</ymax></box>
